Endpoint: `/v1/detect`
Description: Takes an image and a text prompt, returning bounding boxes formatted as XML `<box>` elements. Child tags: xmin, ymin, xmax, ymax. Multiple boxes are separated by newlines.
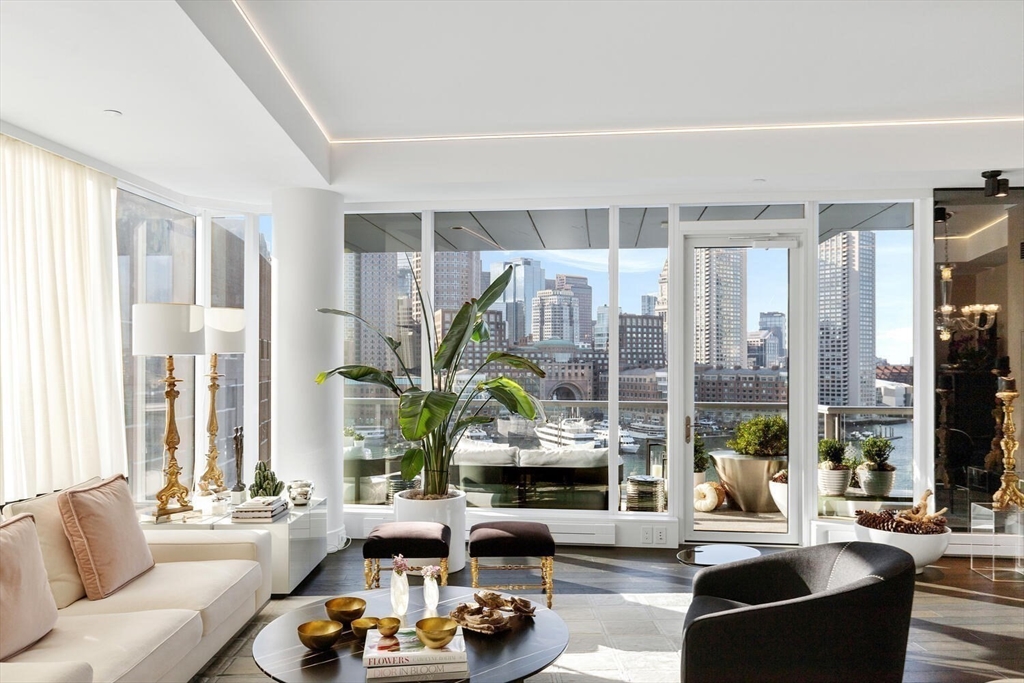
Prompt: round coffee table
<box><xmin>252</xmin><ymin>586</ymin><xmax>568</xmax><ymax>683</ymax></box>
<box><xmin>677</xmin><ymin>544</ymin><xmax>761</xmax><ymax>566</ymax></box>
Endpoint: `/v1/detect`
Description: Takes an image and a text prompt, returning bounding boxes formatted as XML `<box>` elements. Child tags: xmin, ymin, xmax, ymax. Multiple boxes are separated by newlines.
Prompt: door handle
<box><xmin>685</xmin><ymin>416</ymin><xmax>692</xmax><ymax>444</ymax></box>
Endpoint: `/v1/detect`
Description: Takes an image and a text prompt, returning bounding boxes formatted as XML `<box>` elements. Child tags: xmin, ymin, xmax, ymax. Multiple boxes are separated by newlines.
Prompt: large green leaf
<box><xmin>453</xmin><ymin>415</ymin><xmax>495</xmax><ymax>435</ymax></box>
<box><xmin>399</xmin><ymin>389</ymin><xmax>459</xmax><ymax>440</ymax></box>
<box><xmin>317</xmin><ymin>308</ymin><xmax>401</xmax><ymax>351</ymax></box>
<box><xmin>483</xmin><ymin>352</ymin><xmax>546</xmax><ymax>377</ymax></box>
<box><xmin>477</xmin><ymin>266</ymin><xmax>513</xmax><ymax>311</ymax></box>
<box><xmin>478</xmin><ymin>377</ymin><xmax>537</xmax><ymax>419</ymax></box>
<box><xmin>315</xmin><ymin>365</ymin><xmax>401</xmax><ymax>396</ymax></box>
<box><xmin>401</xmin><ymin>447</ymin><xmax>425</xmax><ymax>481</ymax></box>
<box><xmin>471</xmin><ymin>318</ymin><xmax>490</xmax><ymax>343</ymax></box>
<box><xmin>433</xmin><ymin>301</ymin><xmax>477</xmax><ymax>373</ymax></box>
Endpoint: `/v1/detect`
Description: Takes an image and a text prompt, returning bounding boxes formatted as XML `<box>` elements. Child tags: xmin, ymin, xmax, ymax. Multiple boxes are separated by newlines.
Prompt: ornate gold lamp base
<box><xmin>993</xmin><ymin>389</ymin><xmax>1023</xmax><ymax>510</ymax></box>
<box><xmin>155</xmin><ymin>356</ymin><xmax>193</xmax><ymax>518</ymax></box>
<box><xmin>198</xmin><ymin>353</ymin><xmax>226</xmax><ymax>495</ymax></box>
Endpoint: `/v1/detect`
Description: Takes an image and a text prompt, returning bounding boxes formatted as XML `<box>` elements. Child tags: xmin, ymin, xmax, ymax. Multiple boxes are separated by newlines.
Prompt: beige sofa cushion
<box><xmin>57</xmin><ymin>474</ymin><xmax>154</xmax><ymax>600</ymax></box>
<box><xmin>0</xmin><ymin>514</ymin><xmax>59</xmax><ymax>660</ymax></box>
<box><xmin>0</xmin><ymin>661</ymin><xmax>94</xmax><ymax>683</ymax></box>
<box><xmin>1</xmin><ymin>477</ymin><xmax>100</xmax><ymax>608</ymax></box>
<box><xmin>4</xmin><ymin>610</ymin><xmax>202</xmax><ymax>683</ymax></box>
<box><xmin>60</xmin><ymin>559</ymin><xmax>262</xmax><ymax>636</ymax></box>
<box><xmin>453</xmin><ymin>445</ymin><xmax>518</xmax><ymax>466</ymax></box>
<box><xmin>518</xmin><ymin>446</ymin><xmax>609</xmax><ymax>468</ymax></box>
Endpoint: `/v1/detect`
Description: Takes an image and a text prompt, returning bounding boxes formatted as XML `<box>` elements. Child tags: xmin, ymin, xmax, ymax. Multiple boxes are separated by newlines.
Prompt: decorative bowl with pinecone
<box><xmin>854</xmin><ymin>489</ymin><xmax>950</xmax><ymax>574</ymax></box>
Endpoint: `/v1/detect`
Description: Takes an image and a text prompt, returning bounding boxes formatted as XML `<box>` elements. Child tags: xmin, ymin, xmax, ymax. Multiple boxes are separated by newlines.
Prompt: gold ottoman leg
<box><xmin>440</xmin><ymin>558</ymin><xmax>449</xmax><ymax>586</ymax></box>
<box><xmin>373</xmin><ymin>558</ymin><xmax>382</xmax><ymax>589</ymax></box>
<box><xmin>364</xmin><ymin>559</ymin><xmax>373</xmax><ymax>590</ymax></box>
<box><xmin>470</xmin><ymin>557</ymin><xmax>479</xmax><ymax>588</ymax></box>
<box><xmin>542</xmin><ymin>556</ymin><xmax>554</xmax><ymax>608</ymax></box>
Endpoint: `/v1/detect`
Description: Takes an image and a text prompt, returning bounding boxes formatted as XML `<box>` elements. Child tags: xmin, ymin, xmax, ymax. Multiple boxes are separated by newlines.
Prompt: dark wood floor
<box><xmin>292</xmin><ymin>541</ymin><xmax>1024</xmax><ymax>683</ymax></box>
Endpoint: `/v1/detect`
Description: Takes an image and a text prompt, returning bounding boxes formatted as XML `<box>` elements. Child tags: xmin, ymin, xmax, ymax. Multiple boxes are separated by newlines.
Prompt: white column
<box><xmin>271</xmin><ymin>188</ymin><xmax>346</xmax><ymax>547</ymax></box>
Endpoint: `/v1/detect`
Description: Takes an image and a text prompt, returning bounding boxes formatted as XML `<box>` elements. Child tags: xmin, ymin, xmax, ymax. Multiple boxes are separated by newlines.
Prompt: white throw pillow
<box><xmin>518</xmin><ymin>447</ymin><xmax>609</xmax><ymax>468</ymax></box>
<box><xmin>453</xmin><ymin>446</ymin><xmax>518</xmax><ymax>466</ymax></box>
<box><xmin>0</xmin><ymin>514</ymin><xmax>59</xmax><ymax>659</ymax></box>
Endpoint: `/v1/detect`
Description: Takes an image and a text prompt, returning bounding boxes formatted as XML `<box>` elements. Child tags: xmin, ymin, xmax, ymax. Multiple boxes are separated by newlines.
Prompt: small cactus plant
<box><xmin>858</xmin><ymin>436</ymin><xmax>896</xmax><ymax>472</ymax></box>
<box><xmin>818</xmin><ymin>439</ymin><xmax>848</xmax><ymax>470</ymax></box>
<box><xmin>250</xmin><ymin>460</ymin><xmax>284</xmax><ymax>498</ymax></box>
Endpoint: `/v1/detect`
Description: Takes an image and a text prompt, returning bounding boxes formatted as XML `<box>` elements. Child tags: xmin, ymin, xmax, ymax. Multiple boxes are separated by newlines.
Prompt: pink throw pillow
<box><xmin>0</xmin><ymin>514</ymin><xmax>59</xmax><ymax>659</ymax></box>
<box><xmin>57</xmin><ymin>474</ymin><xmax>154</xmax><ymax>600</ymax></box>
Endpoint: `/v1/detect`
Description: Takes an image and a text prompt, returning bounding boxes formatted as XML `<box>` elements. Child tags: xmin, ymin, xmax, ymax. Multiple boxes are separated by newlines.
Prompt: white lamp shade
<box><xmin>132</xmin><ymin>304</ymin><xmax>205</xmax><ymax>356</ymax></box>
<box><xmin>205</xmin><ymin>307</ymin><xmax>246</xmax><ymax>354</ymax></box>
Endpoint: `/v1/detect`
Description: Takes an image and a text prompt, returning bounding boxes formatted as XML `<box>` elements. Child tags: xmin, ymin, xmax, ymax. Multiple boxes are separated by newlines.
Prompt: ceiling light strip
<box><xmin>934</xmin><ymin>215</ymin><xmax>1008</xmax><ymax>241</ymax></box>
<box><xmin>231</xmin><ymin>0</ymin><xmax>332</xmax><ymax>143</ymax></box>
<box><xmin>330</xmin><ymin>116</ymin><xmax>1023</xmax><ymax>145</ymax></box>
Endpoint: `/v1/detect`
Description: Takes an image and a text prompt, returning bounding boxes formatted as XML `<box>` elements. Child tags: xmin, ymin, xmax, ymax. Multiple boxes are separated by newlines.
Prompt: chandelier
<box><xmin>934</xmin><ymin>207</ymin><xmax>1000</xmax><ymax>342</ymax></box>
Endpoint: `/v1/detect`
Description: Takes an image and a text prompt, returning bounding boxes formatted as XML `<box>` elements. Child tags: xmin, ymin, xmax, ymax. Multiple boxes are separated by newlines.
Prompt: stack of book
<box><xmin>230</xmin><ymin>496</ymin><xmax>288</xmax><ymax>523</ymax></box>
<box><xmin>362</xmin><ymin>626</ymin><xmax>468</xmax><ymax>681</ymax></box>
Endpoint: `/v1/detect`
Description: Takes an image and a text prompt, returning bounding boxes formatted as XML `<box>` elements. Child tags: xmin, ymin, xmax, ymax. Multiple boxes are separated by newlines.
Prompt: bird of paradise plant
<box><xmin>316</xmin><ymin>266</ymin><xmax>546</xmax><ymax>498</ymax></box>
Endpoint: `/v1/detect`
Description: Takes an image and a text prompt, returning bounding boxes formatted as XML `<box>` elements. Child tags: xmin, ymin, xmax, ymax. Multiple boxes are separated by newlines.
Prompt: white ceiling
<box><xmin>1</xmin><ymin>0</ymin><xmax>1023</xmax><ymax>206</ymax></box>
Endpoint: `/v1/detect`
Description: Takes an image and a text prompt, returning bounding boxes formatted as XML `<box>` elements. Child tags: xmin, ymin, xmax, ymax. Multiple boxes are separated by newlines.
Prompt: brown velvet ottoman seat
<box><xmin>469</xmin><ymin>521</ymin><xmax>555</xmax><ymax>607</ymax></box>
<box><xmin>362</xmin><ymin>521</ymin><xmax>450</xmax><ymax>589</ymax></box>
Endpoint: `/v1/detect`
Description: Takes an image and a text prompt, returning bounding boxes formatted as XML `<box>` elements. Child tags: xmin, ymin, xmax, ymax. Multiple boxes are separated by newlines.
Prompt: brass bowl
<box><xmin>324</xmin><ymin>596</ymin><xmax>367</xmax><ymax>624</ymax></box>
<box><xmin>377</xmin><ymin>617</ymin><xmax>401</xmax><ymax>637</ymax></box>
<box><xmin>297</xmin><ymin>620</ymin><xmax>343</xmax><ymax>651</ymax></box>
<box><xmin>416</xmin><ymin>617</ymin><xmax>458</xmax><ymax>649</ymax></box>
<box><xmin>350</xmin><ymin>617</ymin><xmax>379</xmax><ymax>640</ymax></box>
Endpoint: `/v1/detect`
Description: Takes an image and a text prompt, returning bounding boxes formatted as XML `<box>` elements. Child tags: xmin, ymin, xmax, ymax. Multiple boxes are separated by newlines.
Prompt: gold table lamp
<box><xmin>994</xmin><ymin>376</ymin><xmax>1022</xmax><ymax>510</ymax></box>
<box><xmin>132</xmin><ymin>303</ymin><xmax>206</xmax><ymax>518</ymax></box>
<box><xmin>200</xmin><ymin>307</ymin><xmax>246</xmax><ymax>496</ymax></box>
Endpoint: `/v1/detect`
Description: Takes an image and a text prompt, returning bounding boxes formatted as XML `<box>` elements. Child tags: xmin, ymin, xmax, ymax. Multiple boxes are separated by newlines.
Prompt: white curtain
<box><xmin>0</xmin><ymin>134</ymin><xmax>127</xmax><ymax>504</ymax></box>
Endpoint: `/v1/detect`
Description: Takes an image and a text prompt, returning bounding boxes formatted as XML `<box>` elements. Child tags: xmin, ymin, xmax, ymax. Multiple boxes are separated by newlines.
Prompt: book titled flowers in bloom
<box><xmin>362</xmin><ymin>627</ymin><xmax>467</xmax><ymax>667</ymax></box>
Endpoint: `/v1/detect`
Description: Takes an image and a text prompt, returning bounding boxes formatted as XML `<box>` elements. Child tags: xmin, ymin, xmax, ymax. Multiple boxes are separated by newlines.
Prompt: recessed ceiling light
<box><xmin>102</xmin><ymin>109</ymin><xmax>122</xmax><ymax>118</ymax></box>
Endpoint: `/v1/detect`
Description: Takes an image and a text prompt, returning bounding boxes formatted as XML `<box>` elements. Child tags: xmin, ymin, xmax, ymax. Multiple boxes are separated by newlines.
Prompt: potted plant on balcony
<box><xmin>693</xmin><ymin>433</ymin><xmax>709</xmax><ymax>486</ymax></box>
<box><xmin>711</xmin><ymin>415</ymin><xmax>788</xmax><ymax>512</ymax></box>
<box><xmin>817</xmin><ymin>438</ymin><xmax>851</xmax><ymax>496</ymax></box>
<box><xmin>857</xmin><ymin>435</ymin><xmax>897</xmax><ymax>497</ymax></box>
<box><xmin>316</xmin><ymin>266</ymin><xmax>545</xmax><ymax>572</ymax></box>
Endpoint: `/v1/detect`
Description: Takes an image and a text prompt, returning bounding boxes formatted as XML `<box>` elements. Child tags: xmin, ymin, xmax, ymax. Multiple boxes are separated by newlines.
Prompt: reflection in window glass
<box><xmin>342</xmin><ymin>214</ymin><xmax>422</xmax><ymax>505</ymax></box>
<box><xmin>438</xmin><ymin>210</ymin><xmax>612</xmax><ymax>511</ymax></box>
<box><xmin>258</xmin><ymin>216</ymin><xmax>272</xmax><ymax>463</ymax></box>
<box><xmin>116</xmin><ymin>190</ymin><xmax>197</xmax><ymax>501</ymax></box>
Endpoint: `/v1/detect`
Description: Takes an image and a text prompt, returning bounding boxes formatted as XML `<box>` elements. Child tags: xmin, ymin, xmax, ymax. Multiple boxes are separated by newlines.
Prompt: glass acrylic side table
<box><xmin>970</xmin><ymin>502</ymin><xmax>1024</xmax><ymax>582</ymax></box>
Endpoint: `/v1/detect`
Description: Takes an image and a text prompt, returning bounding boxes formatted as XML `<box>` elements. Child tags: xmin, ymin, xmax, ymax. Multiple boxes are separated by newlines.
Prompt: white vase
<box><xmin>394</xmin><ymin>488</ymin><xmax>467</xmax><ymax>572</ymax></box>
<box><xmin>390</xmin><ymin>571</ymin><xmax>409</xmax><ymax>614</ymax></box>
<box><xmin>858</xmin><ymin>469</ymin><xmax>896</xmax><ymax>497</ymax></box>
<box><xmin>423</xmin><ymin>576</ymin><xmax>439</xmax><ymax>610</ymax></box>
<box><xmin>817</xmin><ymin>468</ymin><xmax>852</xmax><ymax>496</ymax></box>
<box><xmin>768</xmin><ymin>480</ymin><xmax>788</xmax><ymax>518</ymax></box>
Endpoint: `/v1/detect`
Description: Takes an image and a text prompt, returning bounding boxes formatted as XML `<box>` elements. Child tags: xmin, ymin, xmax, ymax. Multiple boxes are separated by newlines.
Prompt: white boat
<box><xmin>629</xmin><ymin>418</ymin><xmax>667</xmax><ymax>439</ymax></box>
<box><xmin>353</xmin><ymin>426</ymin><xmax>386</xmax><ymax>441</ymax></box>
<box><xmin>535</xmin><ymin>418</ymin><xmax>599</xmax><ymax>449</ymax></box>
<box><xmin>618</xmin><ymin>434</ymin><xmax>641</xmax><ymax>454</ymax></box>
<box><xmin>463</xmin><ymin>427</ymin><xmax>493</xmax><ymax>442</ymax></box>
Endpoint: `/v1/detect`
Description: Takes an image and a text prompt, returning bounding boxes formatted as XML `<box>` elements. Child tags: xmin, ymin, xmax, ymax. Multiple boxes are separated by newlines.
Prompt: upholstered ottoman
<box><xmin>362</xmin><ymin>521</ymin><xmax>450</xmax><ymax>589</ymax></box>
<box><xmin>469</xmin><ymin>521</ymin><xmax>555</xmax><ymax>607</ymax></box>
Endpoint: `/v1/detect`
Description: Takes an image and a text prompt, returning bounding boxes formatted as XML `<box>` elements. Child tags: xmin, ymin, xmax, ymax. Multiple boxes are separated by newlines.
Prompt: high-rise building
<box><xmin>747</xmin><ymin>329</ymin><xmax>782</xmax><ymax>369</ymax></box>
<box><xmin>619</xmin><ymin>313</ymin><xmax>666</xmax><ymax>369</ymax></box>
<box><xmin>595</xmin><ymin>304</ymin><xmax>610</xmax><ymax>351</ymax></box>
<box><xmin>818</xmin><ymin>231</ymin><xmax>876</xmax><ymax>407</ymax></box>
<box><xmin>412</xmin><ymin>251</ymin><xmax>481</xmax><ymax>322</ymax></box>
<box><xmin>490</xmin><ymin>257</ymin><xmax>545</xmax><ymax>342</ymax></box>
<box><xmin>532</xmin><ymin>288</ymin><xmax>580</xmax><ymax>344</ymax></box>
<box><xmin>758</xmin><ymin>311</ymin><xmax>787</xmax><ymax>357</ymax></box>
<box><xmin>655</xmin><ymin>260</ymin><xmax>669</xmax><ymax>339</ymax></box>
<box><xmin>346</xmin><ymin>252</ymin><xmax>400</xmax><ymax>385</ymax></box>
<box><xmin>641</xmin><ymin>294</ymin><xmax>657</xmax><ymax>316</ymax></box>
<box><xmin>555</xmin><ymin>274</ymin><xmax>593</xmax><ymax>343</ymax></box>
<box><xmin>693</xmin><ymin>248</ymin><xmax>746</xmax><ymax>367</ymax></box>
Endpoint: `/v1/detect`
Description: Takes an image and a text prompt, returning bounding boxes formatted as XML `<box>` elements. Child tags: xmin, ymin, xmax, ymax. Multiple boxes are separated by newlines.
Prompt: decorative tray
<box><xmin>448</xmin><ymin>591</ymin><xmax>536</xmax><ymax>634</ymax></box>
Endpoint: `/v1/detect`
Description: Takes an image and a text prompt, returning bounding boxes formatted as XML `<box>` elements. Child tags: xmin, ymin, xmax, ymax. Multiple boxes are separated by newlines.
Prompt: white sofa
<box><xmin>0</xmin><ymin>526</ymin><xmax>271</xmax><ymax>683</ymax></box>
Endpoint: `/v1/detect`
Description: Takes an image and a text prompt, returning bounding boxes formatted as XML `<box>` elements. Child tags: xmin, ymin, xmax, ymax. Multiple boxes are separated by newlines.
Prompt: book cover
<box><xmin>235</xmin><ymin>496</ymin><xmax>286</xmax><ymax>509</ymax></box>
<box><xmin>363</xmin><ymin>627</ymin><xmax>467</xmax><ymax>667</ymax></box>
<box><xmin>229</xmin><ymin>510</ymin><xmax>288</xmax><ymax>523</ymax></box>
<box><xmin>364</xmin><ymin>661</ymin><xmax>469</xmax><ymax>680</ymax></box>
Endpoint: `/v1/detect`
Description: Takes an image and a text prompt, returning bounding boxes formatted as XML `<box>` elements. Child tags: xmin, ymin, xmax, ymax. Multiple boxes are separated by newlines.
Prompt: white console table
<box><xmin>213</xmin><ymin>497</ymin><xmax>328</xmax><ymax>594</ymax></box>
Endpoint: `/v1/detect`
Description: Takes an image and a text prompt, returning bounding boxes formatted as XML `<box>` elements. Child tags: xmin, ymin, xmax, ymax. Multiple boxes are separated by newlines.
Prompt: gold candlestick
<box><xmin>198</xmin><ymin>353</ymin><xmax>226</xmax><ymax>494</ymax></box>
<box><xmin>155</xmin><ymin>356</ymin><xmax>193</xmax><ymax>517</ymax></box>
<box><xmin>993</xmin><ymin>388</ymin><xmax>1022</xmax><ymax>509</ymax></box>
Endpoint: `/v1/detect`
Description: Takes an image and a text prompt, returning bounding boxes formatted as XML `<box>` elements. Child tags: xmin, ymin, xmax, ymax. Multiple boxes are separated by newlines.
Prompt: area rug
<box><xmin>190</xmin><ymin>592</ymin><xmax>690</xmax><ymax>683</ymax></box>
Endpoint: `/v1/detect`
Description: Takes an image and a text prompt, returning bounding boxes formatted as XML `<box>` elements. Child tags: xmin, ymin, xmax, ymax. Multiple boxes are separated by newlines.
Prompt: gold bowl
<box><xmin>350</xmin><ymin>617</ymin><xmax>379</xmax><ymax>640</ymax></box>
<box><xmin>416</xmin><ymin>617</ymin><xmax>458</xmax><ymax>649</ymax></box>
<box><xmin>324</xmin><ymin>597</ymin><xmax>367</xmax><ymax>624</ymax></box>
<box><xmin>377</xmin><ymin>617</ymin><xmax>401</xmax><ymax>637</ymax></box>
<box><xmin>297</xmin><ymin>620</ymin><xmax>343</xmax><ymax>651</ymax></box>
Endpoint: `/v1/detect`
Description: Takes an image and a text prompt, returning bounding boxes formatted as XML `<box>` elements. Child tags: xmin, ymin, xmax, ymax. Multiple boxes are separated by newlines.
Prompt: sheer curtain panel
<box><xmin>0</xmin><ymin>134</ymin><xmax>127</xmax><ymax>504</ymax></box>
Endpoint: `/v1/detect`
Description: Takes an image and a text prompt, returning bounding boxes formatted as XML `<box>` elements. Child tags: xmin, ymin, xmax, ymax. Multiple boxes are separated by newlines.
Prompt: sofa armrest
<box><xmin>143</xmin><ymin>529</ymin><xmax>272</xmax><ymax>608</ymax></box>
<box><xmin>0</xmin><ymin>661</ymin><xmax>94</xmax><ymax>682</ymax></box>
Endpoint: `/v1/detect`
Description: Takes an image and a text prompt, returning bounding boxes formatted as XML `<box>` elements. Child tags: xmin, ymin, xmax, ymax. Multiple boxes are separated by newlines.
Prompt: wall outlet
<box><xmin>641</xmin><ymin>526</ymin><xmax>653</xmax><ymax>544</ymax></box>
<box><xmin>654</xmin><ymin>526</ymin><xmax>667</xmax><ymax>545</ymax></box>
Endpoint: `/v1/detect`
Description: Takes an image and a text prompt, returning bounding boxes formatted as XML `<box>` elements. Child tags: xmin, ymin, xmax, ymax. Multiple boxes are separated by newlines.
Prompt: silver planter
<box><xmin>710</xmin><ymin>451</ymin><xmax>786</xmax><ymax>512</ymax></box>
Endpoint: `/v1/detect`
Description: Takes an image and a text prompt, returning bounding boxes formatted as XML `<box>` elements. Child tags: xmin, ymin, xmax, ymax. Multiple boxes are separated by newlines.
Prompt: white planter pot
<box><xmin>394</xmin><ymin>488</ymin><xmax>467</xmax><ymax>572</ymax></box>
<box><xmin>858</xmin><ymin>469</ymin><xmax>896</xmax><ymax>497</ymax></box>
<box><xmin>694</xmin><ymin>472</ymin><xmax>706</xmax><ymax>487</ymax></box>
<box><xmin>768</xmin><ymin>481</ymin><xmax>788</xmax><ymax>518</ymax></box>
<box><xmin>855</xmin><ymin>524</ymin><xmax>951</xmax><ymax>574</ymax></box>
<box><xmin>817</xmin><ymin>468</ymin><xmax>852</xmax><ymax>496</ymax></box>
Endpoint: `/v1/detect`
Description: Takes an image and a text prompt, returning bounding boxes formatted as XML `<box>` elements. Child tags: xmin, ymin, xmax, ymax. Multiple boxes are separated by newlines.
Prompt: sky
<box><xmin>480</xmin><ymin>230</ymin><xmax>914</xmax><ymax>365</ymax></box>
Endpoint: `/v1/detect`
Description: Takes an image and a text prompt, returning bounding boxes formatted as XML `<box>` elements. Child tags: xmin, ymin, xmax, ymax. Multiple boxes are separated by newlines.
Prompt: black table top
<box><xmin>252</xmin><ymin>586</ymin><xmax>569</xmax><ymax>683</ymax></box>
